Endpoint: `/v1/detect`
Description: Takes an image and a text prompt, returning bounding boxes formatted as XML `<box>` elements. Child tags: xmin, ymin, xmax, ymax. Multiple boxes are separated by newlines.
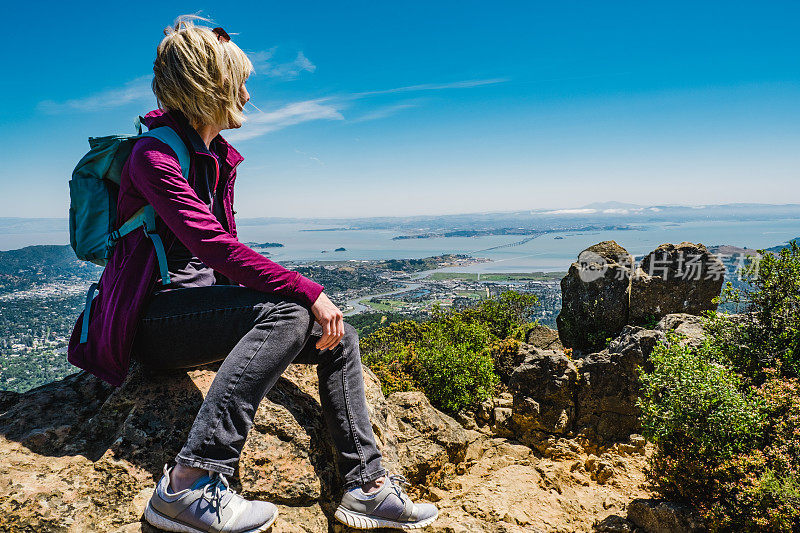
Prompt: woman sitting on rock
<box><xmin>67</xmin><ymin>15</ymin><xmax>437</xmax><ymax>533</ymax></box>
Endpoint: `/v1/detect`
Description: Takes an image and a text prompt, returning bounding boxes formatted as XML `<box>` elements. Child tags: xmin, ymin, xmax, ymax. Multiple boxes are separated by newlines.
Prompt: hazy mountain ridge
<box><xmin>6</xmin><ymin>203</ymin><xmax>798</xmax><ymax>239</ymax></box>
<box><xmin>243</xmin><ymin>203</ymin><xmax>800</xmax><ymax>233</ymax></box>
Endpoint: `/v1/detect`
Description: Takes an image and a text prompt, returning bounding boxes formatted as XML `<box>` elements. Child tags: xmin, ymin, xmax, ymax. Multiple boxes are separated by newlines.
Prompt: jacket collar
<box><xmin>141</xmin><ymin>109</ymin><xmax>245</xmax><ymax>169</ymax></box>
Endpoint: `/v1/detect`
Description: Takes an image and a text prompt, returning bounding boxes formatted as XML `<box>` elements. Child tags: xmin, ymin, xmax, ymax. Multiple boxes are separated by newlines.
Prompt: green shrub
<box><xmin>415</xmin><ymin>320</ymin><xmax>498</xmax><ymax>413</ymax></box>
<box><xmin>639</xmin><ymin>241</ymin><xmax>800</xmax><ymax>531</ymax></box>
<box><xmin>637</xmin><ymin>336</ymin><xmax>769</xmax><ymax>529</ymax></box>
<box><xmin>460</xmin><ymin>290</ymin><xmax>538</xmax><ymax>339</ymax></box>
<box><xmin>705</xmin><ymin>241</ymin><xmax>800</xmax><ymax>381</ymax></box>
<box><xmin>639</xmin><ymin>335</ymin><xmax>765</xmax><ymax>461</ymax></box>
<box><xmin>359</xmin><ymin>290</ymin><xmax>533</xmax><ymax>413</ymax></box>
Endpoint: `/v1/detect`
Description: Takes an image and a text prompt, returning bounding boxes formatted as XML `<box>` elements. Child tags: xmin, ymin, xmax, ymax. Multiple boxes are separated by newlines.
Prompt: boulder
<box><xmin>493</xmin><ymin>325</ymin><xmax>564</xmax><ymax>385</ymax></box>
<box><xmin>655</xmin><ymin>313</ymin><xmax>706</xmax><ymax>347</ymax></box>
<box><xmin>0</xmin><ymin>360</ymin><xmax>476</xmax><ymax>531</ymax></box>
<box><xmin>575</xmin><ymin>327</ymin><xmax>665</xmax><ymax>442</ymax></box>
<box><xmin>627</xmin><ymin>499</ymin><xmax>704</xmax><ymax>533</ymax></box>
<box><xmin>385</xmin><ymin>391</ymin><xmax>478</xmax><ymax>484</ymax></box>
<box><xmin>557</xmin><ymin>241</ymin><xmax>634</xmax><ymax>353</ymax></box>
<box><xmin>629</xmin><ymin>242</ymin><xmax>724</xmax><ymax>325</ymax></box>
<box><xmin>525</xmin><ymin>324</ymin><xmax>564</xmax><ymax>351</ymax></box>
<box><xmin>508</xmin><ymin>347</ymin><xmax>578</xmax><ymax>446</ymax></box>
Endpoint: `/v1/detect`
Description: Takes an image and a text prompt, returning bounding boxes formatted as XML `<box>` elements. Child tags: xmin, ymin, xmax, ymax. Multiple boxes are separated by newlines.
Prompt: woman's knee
<box><xmin>285</xmin><ymin>302</ymin><xmax>314</xmax><ymax>337</ymax></box>
<box><xmin>255</xmin><ymin>300</ymin><xmax>313</xmax><ymax>343</ymax></box>
<box><xmin>340</xmin><ymin>322</ymin><xmax>360</xmax><ymax>353</ymax></box>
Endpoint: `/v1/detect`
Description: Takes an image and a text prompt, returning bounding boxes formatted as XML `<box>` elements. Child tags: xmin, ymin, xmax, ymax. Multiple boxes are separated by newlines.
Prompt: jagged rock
<box><xmin>385</xmin><ymin>391</ymin><xmax>477</xmax><ymax>484</ymax></box>
<box><xmin>606</xmin><ymin>326</ymin><xmax>665</xmax><ymax>368</ymax></box>
<box><xmin>494</xmin><ymin>392</ymin><xmax>513</xmax><ymax>408</ymax></box>
<box><xmin>655</xmin><ymin>313</ymin><xmax>706</xmax><ymax>347</ymax></box>
<box><xmin>594</xmin><ymin>514</ymin><xmax>641</xmax><ymax>532</ymax></box>
<box><xmin>0</xmin><ymin>361</ymin><xmax>473</xmax><ymax>532</ymax></box>
<box><xmin>557</xmin><ymin>241</ymin><xmax>634</xmax><ymax>353</ymax></box>
<box><xmin>502</xmin><ymin>323</ymin><xmax>667</xmax><ymax>446</ymax></box>
<box><xmin>0</xmin><ymin>390</ymin><xmax>20</xmax><ymax>414</ymax></box>
<box><xmin>0</xmin><ymin>361</ymin><xmax>661</xmax><ymax>533</ymax></box>
<box><xmin>630</xmin><ymin>242</ymin><xmax>724</xmax><ymax>325</ymax></box>
<box><xmin>627</xmin><ymin>499</ymin><xmax>704</xmax><ymax>533</ymax></box>
<box><xmin>575</xmin><ymin>327</ymin><xmax>665</xmax><ymax>442</ymax></box>
<box><xmin>525</xmin><ymin>324</ymin><xmax>564</xmax><ymax>351</ymax></box>
<box><xmin>508</xmin><ymin>347</ymin><xmax>578</xmax><ymax>445</ymax></box>
<box><xmin>474</xmin><ymin>393</ymin><xmax>514</xmax><ymax>435</ymax></box>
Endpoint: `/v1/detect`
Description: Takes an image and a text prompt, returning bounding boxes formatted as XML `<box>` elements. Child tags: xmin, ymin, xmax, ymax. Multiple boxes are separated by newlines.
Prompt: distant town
<box><xmin>0</xmin><ymin>246</ymin><xmax>564</xmax><ymax>393</ymax></box>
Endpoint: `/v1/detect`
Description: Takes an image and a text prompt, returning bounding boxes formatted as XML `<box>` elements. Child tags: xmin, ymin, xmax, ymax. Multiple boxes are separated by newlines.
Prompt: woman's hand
<box><xmin>311</xmin><ymin>292</ymin><xmax>344</xmax><ymax>351</ymax></box>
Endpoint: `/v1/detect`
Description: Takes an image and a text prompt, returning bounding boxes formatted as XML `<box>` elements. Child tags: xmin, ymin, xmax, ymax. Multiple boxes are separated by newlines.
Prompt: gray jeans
<box><xmin>131</xmin><ymin>285</ymin><xmax>386</xmax><ymax>490</ymax></box>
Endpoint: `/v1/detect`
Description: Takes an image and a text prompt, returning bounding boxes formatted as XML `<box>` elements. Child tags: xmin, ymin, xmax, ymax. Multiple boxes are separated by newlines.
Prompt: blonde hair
<box><xmin>152</xmin><ymin>15</ymin><xmax>253</xmax><ymax>129</ymax></box>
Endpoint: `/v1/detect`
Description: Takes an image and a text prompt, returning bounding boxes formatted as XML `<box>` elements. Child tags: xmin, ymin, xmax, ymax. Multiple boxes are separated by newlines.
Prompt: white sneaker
<box><xmin>143</xmin><ymin>464</ymin><xmax>278</xmax><ymax>533</ymax></box>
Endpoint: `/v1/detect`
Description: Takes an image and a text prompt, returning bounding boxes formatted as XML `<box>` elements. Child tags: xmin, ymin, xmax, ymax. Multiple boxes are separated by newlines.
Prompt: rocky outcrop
<box><xmin>629</xmin><ymin>242</ymin><xmax>724</xmax><ymax>325</ymax></box>
<box><xmin>0</xmin><ymin>361</ymin><xmax>487</xmax><ymax>532</ymax></box>
<box><xmin>574</xmin><ymin>327</ymin><xmax>665</xmax><ymax>442</ymax></box>
<box><xmin>0</xmin><ymin>348</ymin><xmax>667</xmax><ymax>533</ymax></box>
<box><xmin>526</xmin><ymin>324</ymin><xmax>565</xmax><ymax>351</ymax></box>
<box><xmin>0</xmin><ymin>240</ymin><xmax>724</xmax><ymax>532</ymax></box>
<box><xmin>557</xmin><ymin>241</ymin><xmax>723</xmax><ymax>353</ymax></box>
<box><xmin>627</xmin><ymin>499</ymin><xmax>705</xmax><ymax>533</ymax></box>
<box><xmin>508</xmin><ymin>347</ymin><xmax>579</xmax><ymax>446</ymax></box>
<box><xmin>0</xmin><ymin>356</ymin><xmax>658</xmax><ymax>533</ymax></box>
<box><xmin>496</xmin><ymin>314</ymin><xmax>708</xmax><ymax>450</ymax></box>
<box><xmin>557</xmin><ymin>241</ymin><xmax>634</xmax><ymax>353</ymax></box>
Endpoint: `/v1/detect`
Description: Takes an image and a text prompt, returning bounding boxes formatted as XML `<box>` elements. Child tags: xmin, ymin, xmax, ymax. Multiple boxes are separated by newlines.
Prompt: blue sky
<box><xmin>3</xmin><ymin>1</ymin><xmax>800</xmax><ymax>218</ymax></box>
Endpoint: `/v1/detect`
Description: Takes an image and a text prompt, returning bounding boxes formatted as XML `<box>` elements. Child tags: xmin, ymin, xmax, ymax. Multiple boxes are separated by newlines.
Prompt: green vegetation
<box><xmin>292</xmin><ymin>264</ymin><xmax>397</xmax><ymax>294</ymax></box>
<box><xmin>1</xmin><ymin>348</ymin><xmax>77</xmax><ymax>392</ymax></box>
<box><xmin>638</xmin><ymin>241</ymin><xmax>800</xmax><ymax>532</ymax></box>
<box><xmin>348</xmin><ymin>312</ymin><xmax>420</xmax><ymax>337</ymax></box>
<box><xmin>1</xmin><ymin>294</ymin><xmax>87</xmax><ymax>392</ymax></box>
<box><xmin>0</xmin><ymin>244</ymin><xmax>102</xmax><ymax>293</ymax></box>
<box><xmin>360</xmin><ymin>290</ymin><xmax>537</xmax><ymax>413</ymax></box>
<box><xmin>377</xmin><ymin>254</ymin><xmax>471</xmax><ymax>272</ymax></box>
<box><xmin>705</xmin><ymin>242</ymin><xmax>800</xmax><ymax>381</ymax></box>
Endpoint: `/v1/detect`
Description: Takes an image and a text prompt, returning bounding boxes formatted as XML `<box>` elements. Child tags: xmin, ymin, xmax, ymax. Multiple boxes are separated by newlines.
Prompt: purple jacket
<box><xmin>68</xmin><ymin>109</ymin><xmax>324</xmax><ymax>386</ymax></box>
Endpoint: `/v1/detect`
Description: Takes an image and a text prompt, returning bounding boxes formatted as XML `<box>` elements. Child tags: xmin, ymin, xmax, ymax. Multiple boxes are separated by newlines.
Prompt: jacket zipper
<box><xmin>194</xmin><ymin>151</ymin><xmax>241</xmax><ymax>233</ymax></box>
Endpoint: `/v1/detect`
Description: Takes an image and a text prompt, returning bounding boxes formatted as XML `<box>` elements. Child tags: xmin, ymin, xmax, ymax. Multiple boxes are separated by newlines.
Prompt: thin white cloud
<box><xmin>230</xmin><ymin>77</ymin><xmax>507</xmax><ymax>141</ymax></box>
<box><xmin>39</xmin><ymin>69</ymin><xmax>505</xmax><ymax>141</ymax></box>
<box><xmin>351</xmin><ymin>102</ymin><xmax>419</xmax><ymax>122</ymax></box>
<box><xmin>351</xmin><ymin>78</ymin><xmax>508</xmax><ymax>98</ymax></box>
<box><xmin>250</xmin><ymin>48</ymin><xmax>316</xmax><ymax>79</ymax></box>
<box><xmin>294</xmin><ymin>148</ymin><xmax>325</xmax><ymax>166</ymax></box>
<box><xmin>249</xmin><ymin>48</ymin><xmax>276</xmax><ymax>69</ymax></box>
<box><xmin>226</xmin><ymin>99</ymin><xmax>344</xmax><ymax>142</ymax></box>
<box><xmin>38</xmin><ymin>75</ymin><xmax>153</xmax><ymax>114</ymax></box>
<box><xmin>36</xmin><ymin>46</ymin><xmax>319</xmax><ymax>114</ymax></box>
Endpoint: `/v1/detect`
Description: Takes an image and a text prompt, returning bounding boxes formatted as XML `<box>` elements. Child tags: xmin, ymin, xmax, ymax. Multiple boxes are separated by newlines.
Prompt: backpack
<box><xmin>68</xmin><ymin>117</ymin><xmax>190</xmax><ymax>343</ymax></box>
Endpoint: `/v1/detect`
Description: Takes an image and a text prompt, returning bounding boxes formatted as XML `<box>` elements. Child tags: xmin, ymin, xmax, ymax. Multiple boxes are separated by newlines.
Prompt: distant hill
<box><xmin>0</xmin><ymin>245</ymin><xmax>102</xmax><ymax>293</ymax></box>
<box><xmin>767</xmin><ymin>237</ymin><xmax>800</xmax><ymax>252</ymax></box>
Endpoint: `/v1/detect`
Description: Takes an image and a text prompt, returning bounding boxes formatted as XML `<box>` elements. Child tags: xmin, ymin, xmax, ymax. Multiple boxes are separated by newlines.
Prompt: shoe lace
<box><xmin>202</xmin><ymin>472</ymin><xmax>237</xmax><ymax>519</ymax></box>
<box><xmin>387</xmin><ymin>473</ymin><xmax>410</xmax><ymax>501</ymax></box>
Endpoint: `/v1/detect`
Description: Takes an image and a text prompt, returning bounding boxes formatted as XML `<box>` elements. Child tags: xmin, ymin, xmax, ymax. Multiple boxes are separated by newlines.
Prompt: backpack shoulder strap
<box><xmin>78</xmin><ymin>123</ymin><xmax>193</xmax><ymax>344</ymax></box>
<box><xmin>139</xmin><ymin>126</ymin><xmax>191</xmax><ymax>181</ymax></box>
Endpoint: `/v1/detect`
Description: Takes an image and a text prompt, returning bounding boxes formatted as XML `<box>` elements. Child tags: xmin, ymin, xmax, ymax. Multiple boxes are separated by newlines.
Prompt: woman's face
<box><xmin>238</xmin><ymin>82</ymin><xmax>250</xmax><ymax>111</ymax></box>
<box><xmin>228</xmin><ymin>81</ymin><xmax>250</xmax><ymax>130</ymax></box>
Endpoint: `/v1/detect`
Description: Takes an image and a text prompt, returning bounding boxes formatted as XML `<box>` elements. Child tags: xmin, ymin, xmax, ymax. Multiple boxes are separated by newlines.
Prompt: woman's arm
<box><xmin>128</xmin><ymin>137</ymin><xmax>324</xmax><ymax>307</ymax></box>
